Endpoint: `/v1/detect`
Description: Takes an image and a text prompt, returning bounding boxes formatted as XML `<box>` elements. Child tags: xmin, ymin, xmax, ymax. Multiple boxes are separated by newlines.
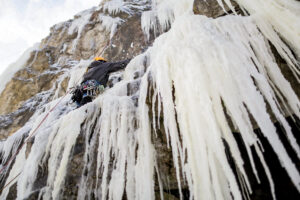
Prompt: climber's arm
<box><xmin>108</xmin><ymin>59</ymin><xmax>131</xmax><ymax>73</ymax></box>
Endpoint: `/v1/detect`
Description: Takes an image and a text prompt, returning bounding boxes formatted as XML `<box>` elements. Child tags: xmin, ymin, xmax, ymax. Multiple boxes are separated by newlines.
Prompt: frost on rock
<box><xmin>102</xmin><ymin>0</ymin><xmax>133</xmax><ymax>15</ymax></box>
<box><xmin>99</xmin><ymin>14</ymin><xmax>125</xmax><ymax>39</ymax></box>
<box><xmin>99</xmin><ymin>0</ymin><xmax>151</xmax><ymax>40</ymax></box>
<box><xmin>68</xmin><ymin>8</ymin><xmax>96</xmax><ymax>52</ymax></box>
<box><xmin>101</xmin><ymin>0</ymin><xmax>151</xmax><ymax>16</ymax></box>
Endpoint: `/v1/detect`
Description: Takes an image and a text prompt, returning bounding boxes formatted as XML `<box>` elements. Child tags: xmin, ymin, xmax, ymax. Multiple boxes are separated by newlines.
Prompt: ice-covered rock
<box><xmin>0</xmin><ymin>1</ymin><xmax>151</xmax><ymax>139</ymax></box>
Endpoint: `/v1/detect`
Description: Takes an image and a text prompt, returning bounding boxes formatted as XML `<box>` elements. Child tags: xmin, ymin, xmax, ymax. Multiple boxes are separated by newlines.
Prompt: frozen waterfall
<box><xmin>0</xmin><ymin>0</ymin><xmax>299</xmax><ymax>199</ymax></box>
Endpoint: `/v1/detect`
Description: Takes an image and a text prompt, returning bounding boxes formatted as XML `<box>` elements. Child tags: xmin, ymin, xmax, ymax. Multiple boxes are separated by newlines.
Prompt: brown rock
<box><xmin>103</xmin><ymin>13</ymin><xmax>152</xmax><ymax>61</ymax></box>
<box><xmin>193</xmin><ymin>0</ymin><xmax>239</xmax><ymax>18</ymax></box>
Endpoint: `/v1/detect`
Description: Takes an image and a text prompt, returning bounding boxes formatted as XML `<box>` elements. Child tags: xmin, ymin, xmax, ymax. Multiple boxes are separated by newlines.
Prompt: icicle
<box><xmin>102</xmin><ymin>0</ymin><xmax>131</xmax><ymax>15</ymax></box>
<box><xmin>16</xmin><ymin>96</ymin><xmax>73</xmax><ymax>199</ymax></box>
<box><xmin>101</xmin><ymin>0</ymin><xmax>150</xmax><ymax>16</ymax></box>
<box><xmin>141</xmin><ymin>0</ymin><xmax>194</xmax><ymax>39</ymax></box>
<box><xmin>135</xmin><ymin>79</ymin><xmax>156</xmax><ymax>200</ymax></box>
<box><xmin>138</xmin><ymin>13</ymin><xmax>300</xmax><ymax>199</ymax></box>
<box><xmin>141</xmin><ymin>11</ymin><xmax>159</xmax><ymax>40</ymax></box>
<box><xmin>99</xmin><ymin>14</ymin><xmax>125</xmax><ymax>39</ymax></box>
<box><xmin>77</xmin><ymin>105</ymin><xmax>100</xmax><ymax>200</ymax></box>
<box><xmin>0</xmin><ymin>146</ymin><xmax>26</xmax><ymax>200</ymax></box>
<box><xmin>232</xmin><ymin>0</ymin><xmax>300</xmax><ymax>58</ymax></box>
<box><xmin>42</xmin><ymin>106</ymin><xmax>88</xmax><ymax>199</ymax></box>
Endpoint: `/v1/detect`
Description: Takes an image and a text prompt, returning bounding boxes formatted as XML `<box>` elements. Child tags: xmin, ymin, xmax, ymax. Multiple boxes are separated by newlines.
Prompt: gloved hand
<box><xmin>71</xmin><ymin>87</ymin><xmax>83</xmax><ymax>103</ymax></box>
<box><xmin>124</xmin><ymin>58</ymin><xmax>131</xmax><ymax>65</ymax></box>
<box><xmin>121</xmin><ymin>58</ymin><xmax>132</xmax><ymax>68</ymax></box>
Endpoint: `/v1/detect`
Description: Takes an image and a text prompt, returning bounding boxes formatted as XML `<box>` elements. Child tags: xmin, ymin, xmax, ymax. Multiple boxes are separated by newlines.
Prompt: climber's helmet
<box><xmin>94</xmin><ymin>57</ymin><xmax>107</xmax><ymax>62</ymax></box>
<box><xmin>86</xmin><ymin>57</ymin><xmax>107</xmax><ymax>73</ymax></box>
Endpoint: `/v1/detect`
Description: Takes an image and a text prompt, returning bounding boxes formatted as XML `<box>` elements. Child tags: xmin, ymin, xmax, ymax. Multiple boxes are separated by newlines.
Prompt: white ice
<box><xmin>101</xmin><ymin>0</ymin><xmax>150</xmax><ymax>15</ymax></box>
<box><xmin>139</xmin><ymin>13</ymin><xmax>300</xmax><ymax>199</ymax></box>
<box><xmin>99</xmin><ymin>14</ymin><xmax>125</xmax><ymax>39</ymax></box>
<box><xmin>226</xmin><ymin>0</ymin><xmax>300</xmax><ymax>60</ymax></box>
<box><xmin>68</xmin><ymin>8</ymin><xmax>95</xmax><ymax>52</ymax></box>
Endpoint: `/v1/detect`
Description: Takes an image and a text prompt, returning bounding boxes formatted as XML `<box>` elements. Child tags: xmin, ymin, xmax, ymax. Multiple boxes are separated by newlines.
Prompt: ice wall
<box><xmin>140</xmin><ymin>14</ymin><xmax>300</xmax><ymax>199</ymax></box>
<box><xmin>102</xmin><ymin>0</ymin><xmax>150</xmax><ymax>15</ymax></box>
<box><xmin>142</xmin><ymin>0</ymin><xmax>300</xmax><ymax>74</ymax></box>
<box><xmin>227</xmin><ymin>0</ymin><xmax>300</xmax><ymax>59</ymax></box>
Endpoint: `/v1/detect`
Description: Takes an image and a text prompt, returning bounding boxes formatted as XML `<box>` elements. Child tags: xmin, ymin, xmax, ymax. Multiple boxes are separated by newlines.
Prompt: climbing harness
<box><xmin>81</xmin><ymin>80</ymin><xmax>104</xmax><ymax>98</ymax></box>
<box><xmin>71</xmin><ymin>80</ymin><xmax>105</xmax><ymax>107</ymax></box>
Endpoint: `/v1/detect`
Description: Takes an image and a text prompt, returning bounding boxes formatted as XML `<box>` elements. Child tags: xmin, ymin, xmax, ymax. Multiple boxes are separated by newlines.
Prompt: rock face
<box><xmin>0</xmin><ymin>1</ymin><xmax>151</xmax><ymax>139</ymax></box>
<box><xmin>193</xmin><ymin>0</ymin><xmax>238</xmax><ymax>17</ymax></box>
<box><xmin>0</xmin><ymin>0</ymin><xmax>299</xmax><ymax>200</ymax></box>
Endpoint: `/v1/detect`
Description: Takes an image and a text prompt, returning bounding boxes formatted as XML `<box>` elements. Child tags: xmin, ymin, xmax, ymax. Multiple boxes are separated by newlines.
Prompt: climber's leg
<box><xmin>80</xmin><ymin>96</ymin><xmax>93</xmax><ymax>106</ymax></box>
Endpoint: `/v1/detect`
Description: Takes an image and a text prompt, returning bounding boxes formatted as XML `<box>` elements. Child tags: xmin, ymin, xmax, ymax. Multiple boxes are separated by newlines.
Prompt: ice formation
<box><xmin>142</xmin><ymin>14</ymin><xmax>300</xmax><ymax>199</ymax></box>
<box><xmin>68</xmin><ymin>8</ymin><xmax>96</xmax><ymax>52</ymax></box>
<box><xmin>102</xmin><ymin>0</ymin><xmax>134</xmax><ymax>15</ymax></box>
<box><xmin>225</xmin><ymin>0</ymin><xmax>300</xmax><ymax>59</ymax></box>
<box><xmin>101</xmin><ymin>0</ymin><xmax>150</xmax><ymax>15</ymax></box>
<box><xmin>0</xmin><ymin>0</ymin><xmax>299</xmax><ymax>199</ymax></box>
<box><xmin>99</xmin><ymin>14</ymin><xmax>125</xmax><ymax>39</ymax></box>
<box><xmin>141</xmin><ymin>0</ymin><xmax>193</xmax><ymax>39</ymax></box>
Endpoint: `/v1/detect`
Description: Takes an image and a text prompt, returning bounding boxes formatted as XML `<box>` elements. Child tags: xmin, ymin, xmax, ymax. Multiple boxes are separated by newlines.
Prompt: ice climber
<box><xmin>71</xmin><ymin>57</ymin><xmax>131</xmax><ymax>107</ymax></box>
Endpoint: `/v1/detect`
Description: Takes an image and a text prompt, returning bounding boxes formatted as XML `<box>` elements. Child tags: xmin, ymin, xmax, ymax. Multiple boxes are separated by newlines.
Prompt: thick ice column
<box><xmin>141</xmin><ymin>13</ymin><xmax>300</xmax><ymax>199</ymax></box>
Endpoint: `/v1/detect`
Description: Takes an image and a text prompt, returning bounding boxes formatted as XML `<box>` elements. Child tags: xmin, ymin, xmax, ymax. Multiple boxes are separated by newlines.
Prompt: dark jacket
<box><xmin>82</xmin><ymin>59</ymin><xmax>130</xmax><ymax>86</ymax></box>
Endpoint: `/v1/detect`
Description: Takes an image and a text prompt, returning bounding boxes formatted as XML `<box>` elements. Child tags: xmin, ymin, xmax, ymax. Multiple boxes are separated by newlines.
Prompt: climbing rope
<box><xmin>0</xmin><ymin>91</ymin><xmax>70</xmax><ymax>193</ymax></box>
<box><xmin>97</xmin><ymin>39</ymin><xmax>110</xmax><ymax>57</ymax></box>
<box><xmin>0</xmin><ymin>42</ymin><xmax>111</xmax><ymax>194</ymax></box>
<box><xmin>0</xmin><ymin>172</ymin><xmax>21</xmax><ymax>194</ymax></box>
<box><xmin>0</xmin><ymin>72</ymin><xmax>85</xmax><ymax>192</ymax></box>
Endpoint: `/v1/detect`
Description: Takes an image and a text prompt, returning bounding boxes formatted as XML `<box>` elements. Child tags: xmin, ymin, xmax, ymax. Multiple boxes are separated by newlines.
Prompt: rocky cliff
<box><xmin>0</xmin><ymin>0</ymin><xmax>299</xmax><ymax>200</ymax></box>
<box><xmin>0</xmin><ymin>0</ymin><xmax>152</xmax><ymax>139</ymax></box>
